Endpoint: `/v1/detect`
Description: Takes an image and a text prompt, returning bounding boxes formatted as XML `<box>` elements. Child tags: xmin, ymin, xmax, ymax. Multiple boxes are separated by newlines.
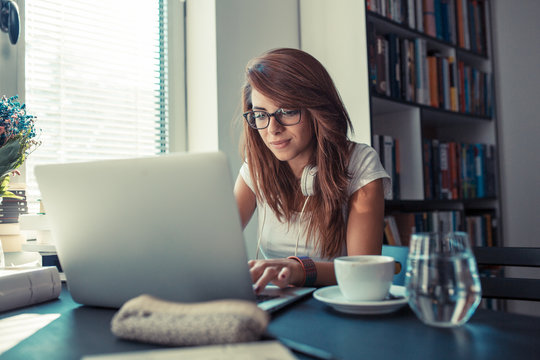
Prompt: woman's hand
<box><xmin>248</xmin><ymin>258</ymin><xmax>304</xmax><ymax>294</ymax></box>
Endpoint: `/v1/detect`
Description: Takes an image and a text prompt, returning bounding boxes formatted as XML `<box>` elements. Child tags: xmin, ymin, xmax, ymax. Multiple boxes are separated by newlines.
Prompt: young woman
<box><xmin>234</xmin><ymin>48</ymin><xmax>391</xmax><ymax>293</ymax></box>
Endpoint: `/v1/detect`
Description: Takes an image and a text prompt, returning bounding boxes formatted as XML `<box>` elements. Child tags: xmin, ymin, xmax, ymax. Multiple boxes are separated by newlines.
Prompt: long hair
<box><xmin>239</xmin><ymin>48</ymin><xmax>353</xmax><ymax>259</ymax></box>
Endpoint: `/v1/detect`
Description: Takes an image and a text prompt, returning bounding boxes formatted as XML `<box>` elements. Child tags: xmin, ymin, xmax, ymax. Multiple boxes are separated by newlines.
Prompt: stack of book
<box><xmin>465</xmin><ymin>212</ymin><xmax>495</xmax><ymax>247</ymax></box>
<box><xmin>386</xmin><ymin>210</ymin><xmax>495</xmax><ymax>247</ymax></box>
<box><xmin>0</xmin><ymin>185</ymin><xmax>28</xmax><ymax>253</ymax></box>
<box><xmin>367</xmin><ymin>26</ymin><xmax>493</xmax><ymax>117</ymax></box>
<box><xmin>422</xmin><ymin>139</ymin><xmax>496</xmax><ymax>200</ymax></box>
<box><xmin>367</xmin><ymin>0</ymin><xmax>487</xmax><ymax>57</ymax></box>
<box><xmin>455</xmin><ymin>0</ymin><xmax>488</xmax><ymax>55</ymax></box>
<box><xmin>386</xmin><ymin>211</ymin><xmax>463</xmax><ymax>246</ymax></box>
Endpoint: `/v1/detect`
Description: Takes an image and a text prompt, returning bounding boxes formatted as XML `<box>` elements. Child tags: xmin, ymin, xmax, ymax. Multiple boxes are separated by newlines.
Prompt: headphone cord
<box><xmin>255</xmin><ymin>205</ymin><xmax>266</xmax><ymax>260</ymax></box>
<box><xmin>294</xmin><ymin>196</ymin><xmax>310</xmax><ymax>257</ymax></box>
<box><xmin>255</xmin><ymin>195</ymin><xmax>311</xmax><ymax>260</ymax></box>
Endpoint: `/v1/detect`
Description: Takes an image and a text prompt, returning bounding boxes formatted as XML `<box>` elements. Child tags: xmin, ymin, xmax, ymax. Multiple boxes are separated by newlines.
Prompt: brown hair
<box><xmin>239</xmin><ymin>48</ymin><xmax>353</xmax><ymax>259</ymax></box>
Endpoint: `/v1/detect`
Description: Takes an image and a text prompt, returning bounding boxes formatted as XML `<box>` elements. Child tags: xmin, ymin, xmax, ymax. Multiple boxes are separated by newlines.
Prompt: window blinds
<box><xmin>24</xmin><ymin>0</ymin><xmax>168</xmax><ymax>207</ymax></box>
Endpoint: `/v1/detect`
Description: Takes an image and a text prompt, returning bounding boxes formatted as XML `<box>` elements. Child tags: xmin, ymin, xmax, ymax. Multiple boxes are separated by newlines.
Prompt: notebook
<box><xmin>34</xmin><ymin>151</ymin><xmax>314</xmax><ymax>313</ymax></box>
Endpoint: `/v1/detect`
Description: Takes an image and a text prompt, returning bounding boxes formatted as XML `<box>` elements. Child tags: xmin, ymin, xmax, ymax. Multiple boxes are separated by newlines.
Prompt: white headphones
<box><xmin>300</xmin><ymin>165</ymin><xmax>318</xmax><ymax>197</ymax></box>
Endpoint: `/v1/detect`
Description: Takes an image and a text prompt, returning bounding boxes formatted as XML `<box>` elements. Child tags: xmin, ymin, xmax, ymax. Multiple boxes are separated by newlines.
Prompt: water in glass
<box><xmin>405</xmin><ymin>232</ymin><xmax>481</xmax><ymax>327</ymax></box>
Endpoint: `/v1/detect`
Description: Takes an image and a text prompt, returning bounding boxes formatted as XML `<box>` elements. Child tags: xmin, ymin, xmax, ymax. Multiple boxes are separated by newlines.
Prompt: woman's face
<box><xmin>251</xmin><ymin>88</ymin><xmax>314</xmax><ymax>177</ymax></box>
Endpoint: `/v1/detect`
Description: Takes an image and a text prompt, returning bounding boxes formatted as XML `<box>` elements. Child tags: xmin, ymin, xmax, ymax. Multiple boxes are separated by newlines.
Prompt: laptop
<box><xmin>34</xmin><ymin>151</ymin><xmax>314</xmax><ymax>313</ymax></box>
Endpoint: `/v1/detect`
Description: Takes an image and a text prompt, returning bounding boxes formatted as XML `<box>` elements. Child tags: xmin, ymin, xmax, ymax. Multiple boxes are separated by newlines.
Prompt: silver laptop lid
<box><xmin>35</xmin><ymin>152</ymin><xmax>255</xmax><ymax>308</ymax></box>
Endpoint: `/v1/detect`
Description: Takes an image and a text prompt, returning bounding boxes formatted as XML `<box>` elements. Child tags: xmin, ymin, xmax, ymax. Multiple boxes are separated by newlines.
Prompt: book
<box><xmin>441</xmin><ymin>56</ymin><xmax>450</xmax><ymax>110</ymax></box>
<box><xmin>434</xmin><ymin>0</ymin><xmax>442</xmax><ymax>40</ymax></box>
<box><xmin>393</xmin><ymin>138</ymin><xmax>401</xmax><ymax>199</ymax></box>
<box><xmin>393</xmin><ymin>212</ymin><xmax>416</xmax><ymax>246</ymax></box>
<box><xmin>439</xmin><ymin>142</ymin><xmax>451</xmax><ymax>199</ymax></box>
<box><xmin>81</xmin><ymin>341</ymin><xmax>299</xmax><ymax>360</ymax></box>
<box><xmin>466</xmin><ymin>143</ymin><xmax>477</xmax><ymax>198</ymax></box>
<box><xmin>387</xmin><ymin>33</ymin><xmax>402</xmax><ymax>99</ymax></box>
<box><xmin>456</xmin><ymin>0</ymin><xmax>468</xmax><ymax>49</ymax></box>
<box><xmin>448</xmin><ymin>141</ymin><xmax>460</xmax><ymax>199</ymax></box>
<box><xmin>375</xmin><ymin>34</ymin><xmax>389</xmax><ymax>96</ymax></box>
<box><xmin>458</xmin><ymin>60</ymin><xmax>465</xmax><ymax>112</ymax></box>
<box><xmin>0</xmin><ymin>209</ymin><xmax>21</xmax><ymax>217</ymax></box>
<box><xmin>386</xmin><ymin>215</ymin><xmax>402</xmax><ymax>246</ymax></box>
<box><xmin>475</xmin><ymin>143</ymin><xmax>486</xmax><ymax>198</ymax></box>
<box><xmin>484</xmin><ymin>213</ymin><xmax>494</xmax><ymax>247</ymax></box>
<box><xmin>0</xmin><ymin>267</ymin><xmax>62</xmax><ymax>313</ymax></box>
<box><xmin>448</xmin><ymin>56</ymin><xmax>458</xmax><ymax>111</ymax></box>
<box><xmin>407</xmin><ymin>0</ymin><xmax>416</xmax><ymax>29</ymax></box>
<box><xmin>448</xmin><ymin>0</ymin><xmax>457</xmax><ymax>44</ymax></box>
<box><xmin>436</xmin><ymin>55</ymin><xmax>445</xmax><ymax>108</ymax></box>
<box><xmin>427</xmin><ymin>55</ymin><xmax>439</xmax><ymax>108</ymax></box>
<box><xmin>384</xmin><ymin>218</ymin><xmax>397</xmax><ymax>246</ymax></box>
<box><xmin>0</xmin><ymin>234</ymin><xmax>25</xmax><ymax>252</ymax></box>
<box><xmin>485</xmin><ymin>144</ymin><xmax>496</xmax><ymax>198</ymax></box>
<box><xmin>400</xmin><ymin>38</ymin><xmax>414</xmax><ymax>102</ymax></box>
<box><xmin>422</xmin><ymin>138</ymin><xmax>433</xmax><ymax>199</ymax></box>
<box><xmin>423</xmin><ymin>0</ymin><xmax>437</xmax><ymax>37</ymax></box>
<box><xmin>0</xmin><ymin>223</ymin><xmax>20</xmax><ymax>236</ymax></box>
<box><xmin>431</xmin><ymin>139</ymin><xmax>441</xmax><ymax>199</ymax></box>
<box><xmin>382</xmin><ymin>135</ymin><xmax>396</xmax><ymax>200</ymax></box>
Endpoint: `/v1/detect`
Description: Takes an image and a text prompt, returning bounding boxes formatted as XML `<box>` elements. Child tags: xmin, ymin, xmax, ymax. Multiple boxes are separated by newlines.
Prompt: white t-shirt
<box><xmin>240</xmin><ymin>142</ymin><xmax>391</xmax><ymax>261</ymax></box>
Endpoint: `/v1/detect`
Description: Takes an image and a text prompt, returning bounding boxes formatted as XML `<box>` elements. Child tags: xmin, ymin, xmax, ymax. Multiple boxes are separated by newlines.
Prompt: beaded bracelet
<box><xmin>287</xmin><ymin>256</ymin><xmax>317</xmax><ymax>287</ymax></box>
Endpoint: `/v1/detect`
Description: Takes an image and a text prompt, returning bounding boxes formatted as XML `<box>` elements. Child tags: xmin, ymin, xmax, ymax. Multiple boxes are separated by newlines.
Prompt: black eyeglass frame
<box><xmin>242</xmin><ymin>109</ymin><xmax>302</xmax><ymax>130</ymax></box>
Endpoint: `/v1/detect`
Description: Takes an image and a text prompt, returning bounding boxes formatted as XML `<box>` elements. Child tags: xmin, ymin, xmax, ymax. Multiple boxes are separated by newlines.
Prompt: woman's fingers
<box><xmin>272</xmin><ymin>266</ymin><xmax>291</xmax><ymax>288</ymax></box>
<box><xmin>248</xmin><ymin>259</ymin><xmax>267</xmax><ymax>283</ymax></box>
<box><xmin>248</xmin><ymin>259</ymin><xmax>301</xmax><ymax>293</ymax></box>
<box><xmin>253</xmin><ymin>265</ymin><xmax>281</xmax><ymax>294</ymax></box>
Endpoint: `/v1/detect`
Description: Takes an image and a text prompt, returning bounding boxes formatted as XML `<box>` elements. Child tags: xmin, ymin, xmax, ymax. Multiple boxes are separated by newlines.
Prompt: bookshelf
<box><xmin>366</xmin><ymin>0</ymin><xmax>499</xmax><ymax>249</ymax></box>
<box><xmin>300</xmin><ymin>0</ymin><xmax>501</xmax><ymax>249</ymax></box>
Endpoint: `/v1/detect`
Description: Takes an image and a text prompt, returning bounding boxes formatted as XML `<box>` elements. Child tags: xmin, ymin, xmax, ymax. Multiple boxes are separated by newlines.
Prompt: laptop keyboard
<box><xmin>255</xmin><ymin>293</ymin><xmax>280</xmax><ymax>303</ymax></box>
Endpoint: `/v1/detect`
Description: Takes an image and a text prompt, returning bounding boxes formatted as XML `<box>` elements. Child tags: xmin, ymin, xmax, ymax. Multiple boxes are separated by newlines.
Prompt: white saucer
<box><xmin>313</xmin><ymin>285</ymin><xmax>409</xmax><ymax>315</ymax></box>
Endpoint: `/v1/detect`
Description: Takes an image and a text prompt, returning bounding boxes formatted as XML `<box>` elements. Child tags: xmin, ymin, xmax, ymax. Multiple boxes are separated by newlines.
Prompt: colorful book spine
<box><xmin>427</xmin><ymin>55</ymin><xmax>439</xmax><ymax>108</ymax></box>
<box><xmin>475</xmin><ymin>143</ymin><xmax>486</xmax><ymax>198</ymax></box>
<box><xmin>423</xmin><ymin>0</ymin><xmax>437</xmax><ymax>37</ymax></box>
<box><xmin>422</xmin><ymin>139</ymin><xmax>495</xmax><ymax>200</ymax></box>
<box><xmin>374</xmin><ymin>134</ymin><xmax>401</xmax><ymax>200</ymax></box>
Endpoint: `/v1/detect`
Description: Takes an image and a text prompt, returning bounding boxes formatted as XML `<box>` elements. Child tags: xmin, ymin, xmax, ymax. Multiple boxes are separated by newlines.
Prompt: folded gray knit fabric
<box><xmin>111</xmin><ymin>294</ymin><xmax>269</xmax><ymax>346</ymax></box>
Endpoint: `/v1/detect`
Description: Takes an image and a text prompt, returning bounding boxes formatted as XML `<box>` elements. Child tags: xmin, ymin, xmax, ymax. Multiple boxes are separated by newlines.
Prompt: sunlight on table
<box><xmin>0</xmin><ymin>313</ymin><xmax>60</xmax><ymax>355</ymax></box>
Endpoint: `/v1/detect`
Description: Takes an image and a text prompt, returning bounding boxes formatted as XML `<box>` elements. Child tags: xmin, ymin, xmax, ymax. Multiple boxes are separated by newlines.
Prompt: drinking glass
<box><xmin>405</xmin><ymin>232</ymin><xmax>481</xmax><ymax>327</ymax></box>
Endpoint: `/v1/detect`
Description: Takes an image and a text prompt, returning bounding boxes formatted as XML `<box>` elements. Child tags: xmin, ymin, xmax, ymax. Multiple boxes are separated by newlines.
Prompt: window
<box><xmin>23</xmin><ymin>0</ymin><xmax>173</xmax><ymax>210</ymax></box>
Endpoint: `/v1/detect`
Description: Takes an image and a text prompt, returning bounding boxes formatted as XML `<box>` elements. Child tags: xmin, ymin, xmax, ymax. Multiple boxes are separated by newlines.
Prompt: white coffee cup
<box><xmin>334</xmin><ymin>255</ymin><xmax>395</xmax><ymax>301</ymax></box>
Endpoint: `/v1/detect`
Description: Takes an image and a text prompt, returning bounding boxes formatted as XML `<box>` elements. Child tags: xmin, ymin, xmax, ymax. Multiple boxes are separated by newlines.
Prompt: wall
<box><xmin>300</xmin><ymin>0</ymin><xmax>371</xmax><ymax>144</ymax></box>
<box><xmin>492</xmin><ymin>0</ymin><xmax>540</xmax><ymax>316</ymax></box>
<box><xmin>186</xmin><ymin>0</ymin><xmax>300</xmax><ymax>257</ymax></box>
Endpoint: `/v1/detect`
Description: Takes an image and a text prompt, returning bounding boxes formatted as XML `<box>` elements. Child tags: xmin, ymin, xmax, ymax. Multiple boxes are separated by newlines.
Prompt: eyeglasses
<box><xmin>243</xmin><ymin>109</ymin><xmax>301</xmax><ymax>130</ymax></box>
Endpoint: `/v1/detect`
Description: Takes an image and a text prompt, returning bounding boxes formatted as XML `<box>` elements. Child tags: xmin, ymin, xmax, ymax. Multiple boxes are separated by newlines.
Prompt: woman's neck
<box><xmin>289</xmin><ymin>155</ymin><xmax>315</xmax><ymax>179</ymax></box>
<box><xmin>287</xmin><ymin>144</ymin><xmax>316</xmax><ymax>178</ymax></box>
